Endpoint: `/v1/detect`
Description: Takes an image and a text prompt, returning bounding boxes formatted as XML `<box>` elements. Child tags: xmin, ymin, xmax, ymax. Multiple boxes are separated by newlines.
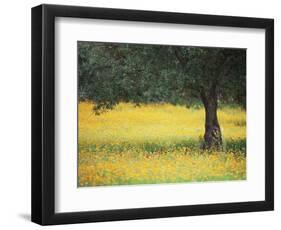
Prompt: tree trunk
<box><xmin>200</xmin><ymin>89</ymin><xmax>222</xmax><ymax>150</ymax></box>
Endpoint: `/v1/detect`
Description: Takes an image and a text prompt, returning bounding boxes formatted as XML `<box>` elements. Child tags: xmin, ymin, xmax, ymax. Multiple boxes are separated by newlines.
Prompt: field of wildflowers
<box><xmin>78</xmin><ymin>102</ymin><xmax>246</xmax><ymax>187</ymax></box>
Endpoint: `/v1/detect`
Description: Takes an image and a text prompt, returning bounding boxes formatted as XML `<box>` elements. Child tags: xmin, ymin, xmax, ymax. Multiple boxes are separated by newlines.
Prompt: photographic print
<box><xmin>77</xmin><ymin>42</ymin><xmax>246</xmax><ymax>187</ymax></box>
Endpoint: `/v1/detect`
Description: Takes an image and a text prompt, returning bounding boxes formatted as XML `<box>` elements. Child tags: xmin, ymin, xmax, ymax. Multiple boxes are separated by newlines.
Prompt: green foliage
<box><xmin>78</xmin><ymin>41</ymin><xmax>246</xmax><ymax>112</ymax></box>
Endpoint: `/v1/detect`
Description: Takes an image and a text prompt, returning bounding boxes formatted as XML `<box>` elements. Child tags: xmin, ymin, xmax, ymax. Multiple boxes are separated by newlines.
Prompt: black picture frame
<box><xmin>31</xmin><ymin>4</ymin><xmax>274</xmax><ymax>225</ymax></box>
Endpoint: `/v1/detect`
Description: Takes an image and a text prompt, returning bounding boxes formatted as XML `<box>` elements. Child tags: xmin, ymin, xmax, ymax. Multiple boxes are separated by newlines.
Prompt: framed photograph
<box><xmin>31</xmin><ymin>4</ymin><xmax>274</xmax><ymax>225</ymax></box>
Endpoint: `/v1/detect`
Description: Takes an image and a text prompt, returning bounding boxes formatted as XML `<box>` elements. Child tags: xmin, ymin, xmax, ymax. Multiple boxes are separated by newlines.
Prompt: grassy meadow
<box><xmin>78</xmin><ymin>102</ymin><xmax>246</xmax><ymax>187</ymax></box>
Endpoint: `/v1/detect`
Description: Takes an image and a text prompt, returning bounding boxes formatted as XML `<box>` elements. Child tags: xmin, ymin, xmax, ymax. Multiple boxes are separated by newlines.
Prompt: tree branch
<box><xmin>174</xmin><ymin>47</ymin><xmax>189</xmax><ymax>69</ymax></box>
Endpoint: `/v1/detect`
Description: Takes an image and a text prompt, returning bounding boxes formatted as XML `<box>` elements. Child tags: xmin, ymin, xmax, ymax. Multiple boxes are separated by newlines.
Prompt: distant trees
<box><xmin>78</xmin><ymin>42</ymin><xmax>246</xmax><ymax>149</ymax></box>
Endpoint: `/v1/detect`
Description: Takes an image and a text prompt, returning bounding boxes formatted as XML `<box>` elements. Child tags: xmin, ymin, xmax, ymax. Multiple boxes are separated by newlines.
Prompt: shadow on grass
<box><xmin>79</xmin><ymin>138</ymin><xmax>246</xmax><ymax>154</ymax></box>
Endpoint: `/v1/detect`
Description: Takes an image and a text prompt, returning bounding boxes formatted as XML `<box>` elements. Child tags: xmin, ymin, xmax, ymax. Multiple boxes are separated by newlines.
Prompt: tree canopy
<box><xmin>78</xmin><ymin>42</ymin><xmax>246</xmax><ymax>111</ymax></box>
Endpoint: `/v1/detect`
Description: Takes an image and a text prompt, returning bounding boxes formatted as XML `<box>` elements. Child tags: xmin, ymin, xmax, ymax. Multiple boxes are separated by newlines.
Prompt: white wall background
<box><xmin>0</xmin><ymin>0</ymin><xmax>279</xmax><ymax>229</ymax></box>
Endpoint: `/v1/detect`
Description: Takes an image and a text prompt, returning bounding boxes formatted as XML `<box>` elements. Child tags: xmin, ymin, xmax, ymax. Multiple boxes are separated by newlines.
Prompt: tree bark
<box><xmin>200</xmin><ymin>88</ymin><xmax>222</xmax><ymax>150</ymax></box>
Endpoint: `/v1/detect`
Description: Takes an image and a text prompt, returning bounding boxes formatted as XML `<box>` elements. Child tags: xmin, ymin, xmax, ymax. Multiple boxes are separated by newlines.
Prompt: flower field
<box><xmin>78</xmin><ymin>102</ymin><xmax>246</xmax><ymax>187</ymax></box>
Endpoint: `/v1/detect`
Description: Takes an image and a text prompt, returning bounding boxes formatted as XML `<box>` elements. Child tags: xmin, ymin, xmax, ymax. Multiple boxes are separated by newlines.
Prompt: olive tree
<box><xmin>78</xmin><ymin>42</ymin><xmax>246</xmax><ymax>149</ymax></box>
